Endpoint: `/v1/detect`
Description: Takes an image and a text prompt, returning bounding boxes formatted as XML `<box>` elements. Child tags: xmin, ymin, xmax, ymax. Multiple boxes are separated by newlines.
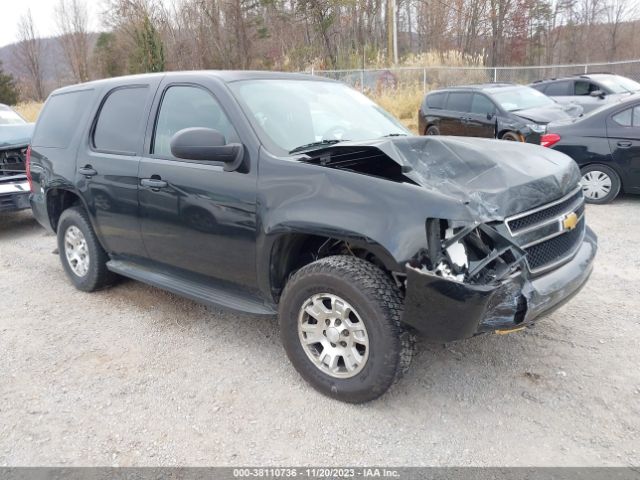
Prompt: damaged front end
<box><xmin>403</xmin><ymin>215</ymin><xmax>596</xmax><ymax>342</ymax></box>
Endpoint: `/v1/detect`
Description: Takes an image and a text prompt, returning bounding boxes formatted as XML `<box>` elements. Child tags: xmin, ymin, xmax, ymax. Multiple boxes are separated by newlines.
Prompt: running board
<box><xmin>106</xmin><ymin>260</ymin><xmax>276</xmax><ymax>316</ymax></box>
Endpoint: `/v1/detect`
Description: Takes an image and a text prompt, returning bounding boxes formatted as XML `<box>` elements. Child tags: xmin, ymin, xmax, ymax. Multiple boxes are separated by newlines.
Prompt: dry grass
<box><xmin>369</xmin><ymin>87</ymin><xmax>423</xmax><ymax>134</ymax></box>
<box><xmin>14</xmin><ymin>102</ymin><xmax>43</xmax><ymax>123</ymax></box>
<box><xmin>11</xmin><ymin>89</ymin><xmax>424</xmax><ymax>134</ymax></box>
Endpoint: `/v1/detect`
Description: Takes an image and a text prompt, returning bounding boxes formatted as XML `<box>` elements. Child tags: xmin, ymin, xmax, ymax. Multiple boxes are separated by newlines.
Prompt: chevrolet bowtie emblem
<box><xmin>562</xmin><ymin>212</ymin><xmax>578</xmax><ymax>231</ymax></box>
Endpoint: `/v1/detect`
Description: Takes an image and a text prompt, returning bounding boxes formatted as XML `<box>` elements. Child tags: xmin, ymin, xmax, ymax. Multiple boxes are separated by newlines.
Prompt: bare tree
<box><xmin>55</xmin><ymin>0</ymin><xmax>91</xmax><ymax>82</ymax></box>
<box><xmin>13</xmin><ymin>9</ymin><xmax>46</xmax><ymax>101</ymax></box>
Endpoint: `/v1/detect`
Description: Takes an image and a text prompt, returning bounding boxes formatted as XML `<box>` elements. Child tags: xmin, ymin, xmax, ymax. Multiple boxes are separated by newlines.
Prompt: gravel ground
<box><xmin>1</xmin><ymin>197</ymin><xmax>639</xmax><ymax>467</ymax></box>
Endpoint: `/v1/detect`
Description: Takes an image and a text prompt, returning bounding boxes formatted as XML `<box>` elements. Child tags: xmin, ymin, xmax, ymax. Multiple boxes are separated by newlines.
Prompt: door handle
<box><xmin>140</xmin><ymin>178</ymin><xmax>168</xmax><ymax>189</ymax></box>
<box><xmin>617</xmin><ymin>141</ymin><xmax>633</xmax><ymax>148</ymax></box>
<box><xmin>78</xmin><ymin>166</ymin><xmax>97</xmax><ymax>177</ymax></box>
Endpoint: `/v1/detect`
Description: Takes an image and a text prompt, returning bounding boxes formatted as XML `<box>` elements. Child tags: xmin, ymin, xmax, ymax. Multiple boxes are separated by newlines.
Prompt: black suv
<box><xmin>419</xmin><ymin>84</ymin><xmax>579</xmax><ymax>143</ymax></box>
<box><xmin>28</xmin><ymin>72</ymin><xmax>597</xmax><ymax>403</ymax></box>
<box><xmin>531</xmin><ymin>74</ymin><xmax>640</xmax><ymax>113</ymax></box>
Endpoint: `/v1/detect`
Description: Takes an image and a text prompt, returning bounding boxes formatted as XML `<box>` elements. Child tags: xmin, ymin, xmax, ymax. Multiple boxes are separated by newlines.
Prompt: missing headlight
<box><xmin>413</xmin><ymin>219</ymin><xmax>527</xmax><ymax>285</ymax></box>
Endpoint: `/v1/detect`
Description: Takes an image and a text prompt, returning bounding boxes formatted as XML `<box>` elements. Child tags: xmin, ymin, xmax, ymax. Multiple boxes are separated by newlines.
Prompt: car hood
<box><xmin>310</xmin><ymin>136</ymin><xmax>580</xmax><ymax>222</ymax></box>
<box><xmin>0</xmin><ymin>123</ymin><xmax>34</xmax><ymax>149</ymax></box>
<box><xmin>511</xmin><ymin>105</ymin><xmax>576</xmax><ymax>124</ymax></box>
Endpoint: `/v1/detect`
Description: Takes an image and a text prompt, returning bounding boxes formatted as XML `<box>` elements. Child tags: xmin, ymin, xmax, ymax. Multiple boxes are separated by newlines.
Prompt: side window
<box><xmin>530</xmin><ymin>83</ymin><xmax>546</xmax><ymax>93</ymax></box>
<box><xmin>153</xmin><ymin>85</ymin><xmax>239</xmax><ymax>157</ymax></box>
<box><xmin>446</xmin><ymin>92</ymin><xmax>472</xmax><ymax>113</ymax></box>
<box><xmin>470</xmin><ymin>94</ymin><xmax>495</xmax><ymax>115</ymax></box>
<box><xmin>612</xmin><ymin>108</ymin><xmax>632</xmax><ymax>127</ymax></box>
<box><xmin>93</xmin><ymin>86</ymin><xmax>149</xmax><ymax>154</ymax></box>
<box><xmin>574</xmin><ymin>81</ymin><xmax>593</xmax><ymax>96</ymax></box>
<box><xmin>426</xmin><ymin>92</ymin><xmax>446</xmax><ymax>109</ymax></box>
<box><xmin>634</xmin><ymin>106</ymin><xmax>640</xmax><ymax>127</ymax></box>
<box><xmin>545</xmin><ymin>81</ymin><xmax>571</xmax><ymax>96</ymax></box>
<box><xmin>32</xmin><ymin>90</ymin><xmax>93</xmax><ymax>148</ymax></box>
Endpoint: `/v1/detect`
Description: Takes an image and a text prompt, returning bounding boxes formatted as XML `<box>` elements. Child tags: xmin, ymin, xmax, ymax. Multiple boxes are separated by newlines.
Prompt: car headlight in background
<box><xmin>526</xmin><ymin>123</ymin><xmax>547</xmax><ymax>134</ymax></box>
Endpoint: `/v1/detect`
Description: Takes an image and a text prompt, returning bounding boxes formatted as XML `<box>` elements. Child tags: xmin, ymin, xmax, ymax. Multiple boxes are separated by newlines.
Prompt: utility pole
<box><xmin>387</xmin><ymin>0</ymin><xmax>398</xmax><ymax>65</ymax></box>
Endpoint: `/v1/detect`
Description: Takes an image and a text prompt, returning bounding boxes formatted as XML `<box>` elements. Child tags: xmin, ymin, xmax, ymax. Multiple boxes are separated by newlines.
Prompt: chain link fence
<box><xmin>310</xmin><ymin>59</ymin><xmax>640</xmax><ymax>92</ymax></box>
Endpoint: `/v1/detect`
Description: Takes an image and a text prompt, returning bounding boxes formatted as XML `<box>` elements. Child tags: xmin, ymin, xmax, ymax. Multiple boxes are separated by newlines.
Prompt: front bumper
<box><xmin>0</xmin><ymin>180</ymin><xmax>31</xmax><ymax>212</ymax></box>
<box><xmin>402</xmin><ymin>226</ymin><xmax>597</xmax><ymax>342</ymax></box>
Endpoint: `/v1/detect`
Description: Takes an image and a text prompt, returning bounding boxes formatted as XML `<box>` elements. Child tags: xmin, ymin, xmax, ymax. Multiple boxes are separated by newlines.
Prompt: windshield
<box><xmin>491</xmin><ymin>86</ymin><xmax>556</xmax><ymax>112</ymax></box>
<box><xmin>228</xmin><ymin>79</ymin><xmax>410</xmax><ymax>153</ymax></box>
<box><xmin>596</xmin><ymin>75</ymin><xmax>640</xmax><ymax>94</ymax></box>
<box><xmin>0</xmin><ymin>105</ymin><xmax>27</xmax><ymax>125</ymax></box>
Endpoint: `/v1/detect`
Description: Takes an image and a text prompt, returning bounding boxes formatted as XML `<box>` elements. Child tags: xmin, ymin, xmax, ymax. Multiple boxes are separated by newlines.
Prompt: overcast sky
<box><xmin>0</xmin><ymin>0</ymin><xmax>101</xmax><ymax>47</ymax></box>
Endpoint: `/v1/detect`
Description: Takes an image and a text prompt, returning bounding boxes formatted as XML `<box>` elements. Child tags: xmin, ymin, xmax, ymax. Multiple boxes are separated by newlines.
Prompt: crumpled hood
<box><xmin>512</xmin><ymin>105</ymin><xmax>575</xmax><ymax>123</ymax></box>
<box><xmin>0</xmin><ymin>124</ymin><xmax>34</xmax><ymax>149</ymax></box>
<box><xmin>336</xmin><ymin>136</ymin><xmax>581</xmax><ymax>221</ymax></box>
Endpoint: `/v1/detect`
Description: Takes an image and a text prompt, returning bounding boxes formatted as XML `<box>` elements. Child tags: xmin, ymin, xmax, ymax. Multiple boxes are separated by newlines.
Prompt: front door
<box><xmin>138</xmin><ymin>81</ymin><xmax>259</xmax><ymax>290</ymax></box>
<box><xmin>607</xmin><ymin>104</ymin><xmax>640</xmax><ymax>193</ymax></box>
<box><xmin>77</xmin><ymin>80</ymin><xmax>161</xmax><ymax>258</ymax></box>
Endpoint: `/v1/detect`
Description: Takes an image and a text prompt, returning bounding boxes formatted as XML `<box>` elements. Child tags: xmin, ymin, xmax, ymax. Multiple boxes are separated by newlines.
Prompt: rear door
<box><xmin>440</xmin><ymin>91</ymin><xmax>472</xmax><ymax>135</ymax></box>
<box><xmin>138</xmin><ymin>76</ymin><xmax>259</xmax><ymax>291</ymax></box>
<box><xmin>466</xmin><ymin>93</ymin><xmax>497</xmax><ymax>138</ymax></box>
<box><xmin>77</xmin><ymin>79</ymin><xmax>162</xmax><ymax>259</ymax></box>
<box><xmin>607</xmin><ymin>104</ymin><xmax>640</xmax><ymax>193</ymax></box>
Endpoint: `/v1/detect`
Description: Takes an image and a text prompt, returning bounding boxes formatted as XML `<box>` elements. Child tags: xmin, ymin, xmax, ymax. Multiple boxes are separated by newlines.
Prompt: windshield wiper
<box><xmin>382</xmin><ymin>133</ymin><xmax>408</xmax><ymax>137</ymax></box>
<box><xmin>289</xmin><ymin>139</ymin><xmax>347</xmax><ymax>154</ymax></box>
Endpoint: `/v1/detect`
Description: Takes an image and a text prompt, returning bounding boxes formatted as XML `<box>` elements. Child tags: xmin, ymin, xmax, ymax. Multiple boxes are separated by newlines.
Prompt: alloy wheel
<box><xmin>64</xmin><ymin>226</ymin><xmax>90</xmax><ymax>277</ymax></box>
<box><xmin>297</xmin><ymin>293</ymin><xmax>369</xmax><ymax>378</ymax></box>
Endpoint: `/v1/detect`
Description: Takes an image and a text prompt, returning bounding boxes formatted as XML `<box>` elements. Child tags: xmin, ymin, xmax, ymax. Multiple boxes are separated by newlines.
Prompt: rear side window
<box><xmin>93</xmin><ymin>86</ymin><xmax>150</xmax><ymax>154</ymax></box>
<box><xmin>470</xmin><ymin>94</ymin><xmax>495</xmax><ymax>115</ymax></box>
<box><xmin>446</xmin><ymin>92</ymin><xmax>472</xmax><ymax>112</ymax></box>
<box><xmin>545</xmin><ymin>81</ymin><xmax>571</xmax><ymax>96</ymax></box>
<box><xmin>612</xmin><ymin>106</ymin><xmax>640</xmax><ymax>127</ymax></box>
<box><xmin>426</xmin><ymin>92</ymin><xmax>446</xmax><ymax>109</ymax></box>
<box><xmin>530</xmin><ymin>83</ymin><xmax>546</xmax><ymax>93</ymax></box>
<box><xmin>32</xmin><ymin>90</ymin><xmax>93</xmax><ymax>148</ymax></box>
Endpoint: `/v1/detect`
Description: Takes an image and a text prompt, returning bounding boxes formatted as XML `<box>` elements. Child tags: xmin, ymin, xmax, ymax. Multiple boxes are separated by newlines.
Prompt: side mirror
<box><xmin>486</xmin><ymin>111</ymin><xmax>495</xmax><ymax>120</ymax></box>
<box><xmin>170</xmin><ymin>127</ymin><xmax>245</xmax><ymax>172</ymax></box>
<box><xmin>590</xmin><ymin>90</ymin><xmax>606</xmax><ymax>99</ymax></box>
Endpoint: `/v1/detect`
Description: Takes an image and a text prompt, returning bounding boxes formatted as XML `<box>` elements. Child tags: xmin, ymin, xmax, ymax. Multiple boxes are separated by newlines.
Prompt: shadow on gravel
<box><xmin>0</xmin><ymin>210</ymin><xmax>43</xmax><ymax>239</ymax></box>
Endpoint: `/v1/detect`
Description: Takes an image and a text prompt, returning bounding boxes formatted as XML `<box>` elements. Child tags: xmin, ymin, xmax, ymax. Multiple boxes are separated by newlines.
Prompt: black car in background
<box><xmin>418</xmin><ymin>84</ymin><xmax>580</xmax><ymax>143</ymax></box>
<box><xmin>531</xmin><ymin>74</ymin><xmax>640</xmax><ymax>114</ymax></box>
<box><xmin>543</xmin><ymin>94</ymin><xmax>640</xmax><ymax>204</ymax></box>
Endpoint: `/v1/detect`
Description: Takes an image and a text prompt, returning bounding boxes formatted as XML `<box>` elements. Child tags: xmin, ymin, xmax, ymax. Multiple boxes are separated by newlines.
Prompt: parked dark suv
<box><xmin>419</xmin><ymin>84</ymin><xmax>579</xmax><ymax>143</ymax></box>
<box><xmin>531</xmin><ymin>74</ymin><xmax>640</xmax><ymax>114</ymax></box>
<box><xmin>28</xmin><ymin>71</ymin><xmax>597</xmax><ymax>403</ymax></box>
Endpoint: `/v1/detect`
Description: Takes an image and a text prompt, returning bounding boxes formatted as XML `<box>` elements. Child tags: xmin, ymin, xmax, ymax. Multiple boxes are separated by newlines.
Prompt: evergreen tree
<box><xmin>0</xmin><ymin>62</ymin><xmax>19</xmax><ymax>105</ymax></box>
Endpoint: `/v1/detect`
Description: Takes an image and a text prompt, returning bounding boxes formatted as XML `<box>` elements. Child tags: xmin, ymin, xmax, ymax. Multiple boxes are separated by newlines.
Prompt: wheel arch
<box><xmin>46</xmin><ymin>187</ymin><xmax>89</xmax><ymax>232</ymax></box>
<box><xmin>265</xmin><ymin>231</ymin><xmax>402</xmax><ymax>304</ymax></box>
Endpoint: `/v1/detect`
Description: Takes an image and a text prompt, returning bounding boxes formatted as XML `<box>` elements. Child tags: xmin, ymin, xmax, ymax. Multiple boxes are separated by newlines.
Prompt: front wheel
<box><xmin>426</xmin><ymin>125</ymin><xmax>440</xmax><ymax>135</ymax></box>
<box><xmin>501</xmin><ymin>131</ymin><xmax>523</xmax><ymax>141</ymax></box>
<box><xmin>279</xmin><ymin>256</ymin><xmax>415</xmax><ymax>403</ymax></box>
<box><xmin>580</xmin><ymin>164</ymin><xmax>621</xmax><ymax>204</ymax></box>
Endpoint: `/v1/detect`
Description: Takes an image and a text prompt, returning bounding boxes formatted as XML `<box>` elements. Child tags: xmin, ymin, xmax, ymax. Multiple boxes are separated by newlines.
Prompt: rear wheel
<box><xmin>57</xmin><ymin>206</ymin><xmax>116</xmax><ymax>291</ymax></box>
<box><xmin>279</xmin><ymin>256</ymin><xmax>414</xmax><ymax>403</ymax></box>
<box><xmin>580</xmin><ymin>164</ymin><xmax>621</xmax><ymax>204</ymax></box>
<box><xmin>426</xmin><ymin>125</ymin><xmax>440</xmax><ymax>135</ymax></box>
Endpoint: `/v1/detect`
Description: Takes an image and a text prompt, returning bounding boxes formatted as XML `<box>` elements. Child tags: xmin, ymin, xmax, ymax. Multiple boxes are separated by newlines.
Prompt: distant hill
<box><xmin>0</xmin><ymin>34</ymin><xmax>98</xmax><ymax>95</ymax></box>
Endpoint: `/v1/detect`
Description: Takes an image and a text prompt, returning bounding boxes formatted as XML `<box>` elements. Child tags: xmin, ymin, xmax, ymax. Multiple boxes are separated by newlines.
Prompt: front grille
<box><xmin>508</xmin><ymin>189</ymin><xmax>583</xmax><ymax>234</ymax></box>
<box><xmin>525</xmin><ymin>217</ymin><xmax>585</xmax><ymax>271</ymax></box>
<box><xmin>504</xmin><ymin>187</ymin><xmax>586</xmax><ymax>274</ymax></box>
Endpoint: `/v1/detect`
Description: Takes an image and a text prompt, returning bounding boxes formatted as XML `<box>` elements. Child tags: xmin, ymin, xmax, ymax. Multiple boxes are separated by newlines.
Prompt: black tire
<box><xmin>580</xmin><ymin>164</ymin><xmax>621</xmax><ymax>204</ymax></box>
<box><xmin>501</xmin><ymin>131</ymin><xmax>523</xmax><ymax>141</ymax></box>
<box><xmin>57</xmin><ymin>206</ymin><xmax>116</xmax><ymax>292</ymax></box>
<box><xmin>279</xmin><ymin>255</ymin><xmax>415</xmax><ymax>403</ymax></box>
<box><xmin>426</xmin><ymin>125</ymin><xmax>440</xmax><ymax>135</ymax></box>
